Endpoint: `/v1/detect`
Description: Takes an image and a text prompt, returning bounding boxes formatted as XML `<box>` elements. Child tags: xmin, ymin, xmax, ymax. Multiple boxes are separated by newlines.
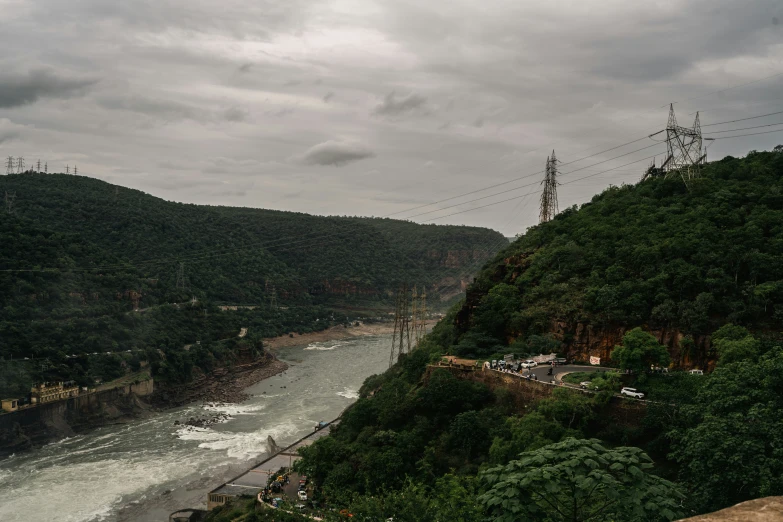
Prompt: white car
<box><xmin>525</xmin><ymin>360</ymin><xmax>538</xmax><ymax>368</ymax></box>
<box><xmin>689</xmin><ymin>369</ymin><xmax>704</xmax><ymax>375</ymax></box>
<box><xmin>620</xmin><ymin>387</ymin><xmax>644</xmax><ymax>399</ymax></box>
<box><xmin>579</xmin><ymin>381</ymin><xmax>593</xmax><ymax>389</ymax></box>
<box><xmin>297</xmin><ymin>490</ymin><xmax>307</xmax><ymax>501</ymax></box>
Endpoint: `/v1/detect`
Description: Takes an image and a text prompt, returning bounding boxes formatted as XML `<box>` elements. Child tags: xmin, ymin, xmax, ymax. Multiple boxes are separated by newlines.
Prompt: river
<box><xmin>0</xmin><ymin>335</ymin><xmax>391</xmax><ymax>522</ymax></box>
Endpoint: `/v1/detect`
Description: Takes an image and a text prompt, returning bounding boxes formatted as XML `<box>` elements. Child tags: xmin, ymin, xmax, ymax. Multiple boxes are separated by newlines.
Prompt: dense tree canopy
<box><xmin>479</xmin><ymin>438</ymin><xmax>684</xmax><ymax>522</ymax></box>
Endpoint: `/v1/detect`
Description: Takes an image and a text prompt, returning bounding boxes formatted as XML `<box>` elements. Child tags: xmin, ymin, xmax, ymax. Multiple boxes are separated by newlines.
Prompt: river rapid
<box><xmin>0</xmin><ymin>335</ymin><xmax>391</xmax><ymax>522</ymax></box>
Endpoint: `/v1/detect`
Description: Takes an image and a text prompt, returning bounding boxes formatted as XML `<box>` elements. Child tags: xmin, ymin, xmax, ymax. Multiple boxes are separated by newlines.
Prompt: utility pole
<box><xmin>16</xmin><ymin>157</ymin><xmax>24</xmax><ymax>174</ymax></box>
<box><xmin>539</xmin><ymin>150</ymin><xmax>559</xmax><ymax>223</ymax></box>
<box><xmin>4</xmin><ymin>191</ymin><xmax>16</xmax><ymax>214</ymax></box>
<box><xmin>5</xmin><ymin>156</ymin><xmax>13</xmax><ymax>175</ymax></box>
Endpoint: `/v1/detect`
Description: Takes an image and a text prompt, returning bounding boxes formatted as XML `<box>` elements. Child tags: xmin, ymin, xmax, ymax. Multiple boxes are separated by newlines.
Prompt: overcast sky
<box><xmin>1</xmin><ymin>0</ymin><xmax>782</xmax><ymax>236</ymax></box>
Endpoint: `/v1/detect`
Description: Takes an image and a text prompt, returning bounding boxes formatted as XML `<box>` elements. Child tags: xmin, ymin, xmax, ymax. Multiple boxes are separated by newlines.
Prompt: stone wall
<box><xmin>429</xmin><ymin>366</ymin><xmax>646</xmax><ymax>427</ymax></box>
<box><xmin>0</xmin><ymin>379</ymin><xmax>153</xmax><ymax>457</ymax></box>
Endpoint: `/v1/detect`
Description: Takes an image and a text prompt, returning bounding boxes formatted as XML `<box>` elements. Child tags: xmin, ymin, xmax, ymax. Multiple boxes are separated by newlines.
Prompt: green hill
<box><xmin>0</xmin><ymin>174</ymin><xmax>504</xmax><ymax>392</ymax></box>
<box><xmin>450</xmin><ymin>149</ymin><xmax>783</xmax><ymax>366</ymax></box>
<box><xmin>288</xmin><ymin>148</ymin><xmax>783</xmax><ymax>521</ymax></box>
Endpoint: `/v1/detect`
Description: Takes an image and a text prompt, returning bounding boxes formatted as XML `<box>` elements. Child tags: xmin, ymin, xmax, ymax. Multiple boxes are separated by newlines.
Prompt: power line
<box><xmin>711</xmin><ymin>128</ymin><xmax>783</xmax><ymax>140</ymax></box>
<box><xmin>421</xmin><ymin>151</ymin><xmax>665</xmax><ymax>223</ymax></box>
<box><xmin>703</xmin><ymin>121</ymin><xmax>783</xmax><ymax>134</ymax></box>
<box><xmin>385</xmin><ymin>134</ymin><xmax>653</xmax><ymax>218</ymax></box>
<box><xmin>384</xmin><ymin>72</ymin><xmax>783</xmax><ymax>220</ymax></box>
<box><xmin>701</xmin><ymin>109</ymin><xmax>783</xmax><ymax>127</ymax></box>
<box><xmin>403</xmin><ymin>141</ymin><xmax>663</xmax><ymax>220</ymax></box>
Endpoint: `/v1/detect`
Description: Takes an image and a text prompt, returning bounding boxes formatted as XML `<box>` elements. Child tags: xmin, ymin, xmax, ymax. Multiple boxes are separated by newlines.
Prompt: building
<box><xmin>1</xmin><ymin>398</ymin><xmax>19</xmax><ymax>412</ymax></box>
<box><xmin>30</xmin><ymin>381</ymin><xmax>79</xmax><ymax>404</ymax></box>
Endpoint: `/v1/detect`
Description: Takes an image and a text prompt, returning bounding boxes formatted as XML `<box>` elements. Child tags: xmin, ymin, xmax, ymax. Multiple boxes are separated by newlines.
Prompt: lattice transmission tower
<box><xmin>389</xmin><ymin>283</ymin><xmax>412</xmax><ymax>368</ymax></box>
<box><xmin>644</xmin><ymin>104</ymin><xmax>710</xmax><ymax>183</ymax></box>
<box><xmin>16</xmin><ymin>157</ymin><xmax>24</xmax><ymax>174</ymax></box>
<box><xmin>539</xmin><ymin>150</ymin><xmax>559</xmax><ymax>223</ymax></box>
<box><xmin>5</xmin><ymin>156</ymin><xmax>13</xmax><ymax>175</ymax></box>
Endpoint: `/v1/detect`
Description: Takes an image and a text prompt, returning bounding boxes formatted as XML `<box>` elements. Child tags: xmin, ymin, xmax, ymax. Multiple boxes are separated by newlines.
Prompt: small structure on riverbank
<box><xmin>1</xmin><ymin>399</ymin><xmax>19</xmax><ymax>412</ymax></box>
<box><xmin>31</xmin><ymin>381</ymin><xmax>79</xmax><ymax>404</ymax></box>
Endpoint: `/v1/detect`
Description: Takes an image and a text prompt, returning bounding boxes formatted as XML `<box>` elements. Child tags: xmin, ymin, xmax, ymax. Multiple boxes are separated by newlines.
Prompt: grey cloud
<box><xmin>238</xmin><ymin>63</ymin><xmax>253</xmax><ymax>73</ymax></box>
<box><xmin>374</xmin><ymin>91</ymin><xmax>429</xmax><ymax>116</ymax></box>
<box><xmin>0</xmin><ymin>69</ymin><xmax>97</xmax><ymax>108</ymax></box>
<box><xmin>323</xmin><ymin>91</ymin><xmax>334</xmax><ymax>103</ymax></box>
<box><xmin>97</xmin><ymin>95</ymin><xmax>205</xmax><ymax>121</ymax></box>
<box><xmin>224</xmin><ymin>106</ymin><xmax>248</xmax><ymax>122</ymax></box>
<box><xmin>265</xmin><ymin>107</ymin><xmax>294</xmax><ymax>118</ymax></box>
<box><xmin>299</xmin><ymin>140</ymin><xmax>375</xmax><ymax>166</ymax></box>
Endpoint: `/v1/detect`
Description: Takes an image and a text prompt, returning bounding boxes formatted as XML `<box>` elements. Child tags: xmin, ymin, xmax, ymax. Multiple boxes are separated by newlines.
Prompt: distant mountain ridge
<box><xmin>1</xmin><ymin>173</ymin><xmax>505</xmax><ymax>306</ymax></box>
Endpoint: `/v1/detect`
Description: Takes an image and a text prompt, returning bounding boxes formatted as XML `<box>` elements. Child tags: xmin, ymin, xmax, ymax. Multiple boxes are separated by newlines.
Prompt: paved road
<box><xmin>528</xmin><ymin>364</ymin><xmax>615</xmax><ymax>383</ymax></box>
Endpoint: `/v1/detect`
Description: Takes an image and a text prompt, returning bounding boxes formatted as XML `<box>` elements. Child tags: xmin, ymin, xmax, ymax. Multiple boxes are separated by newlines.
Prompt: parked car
<box><xmin>296</xmin><ymin>503</ymin><xmax>306</xmax><ymax>510</ymax></box>
<box><xmin>298</xmin><ymin>490</ymin><xmax>308</xmax><ymax>501</ymax></box>
<box><xmin>555</xmin><ymin>358</ymin><xmax>567</xmax><ymax>365</ymax></box>
<box><xmin>579</xmin><ymin>381</ymin><xmax>593</xmax><ymax>389</ymax></box>
<box><xmin>620</xmin><ymin>387</ymin><xmax>644</xmax><ymax>399</ymax></box>
<box><xmin>689</xmin><ymin>369</ymin><xmax>704</xmax><ymax>375</ymax></box>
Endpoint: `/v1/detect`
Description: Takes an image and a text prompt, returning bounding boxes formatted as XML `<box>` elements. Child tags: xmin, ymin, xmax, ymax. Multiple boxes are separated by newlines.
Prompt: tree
<box><xmin>710</xmin><ymin>323</ymin><xmax>759</xmax><ymax>365</ymax></box>
<box><xmin>479</xmin><ymin>438</ymin><xmax>684</xmax><ymax>522</ymax></box>
<box><xmin>611</xmin><ymin>328</ymin><xmax>670</xmax><ymax>373</ymax></box>
<box><xmin>670</xmin><ymin>348</ymin><xmax>783</xmax><ymax>513</ymax></box>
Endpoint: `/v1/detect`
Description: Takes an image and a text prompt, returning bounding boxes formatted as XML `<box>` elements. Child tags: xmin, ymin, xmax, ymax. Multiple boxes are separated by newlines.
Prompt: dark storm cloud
<box><xmin>299</xmin><ymin>141</ymin><xmax>375</xmax><ymax>166</ymax></box>
<box><xmin>0</xmin><ymin>69</ymin><xmax>97</xmax><ymax>108</ymax></box>
<box><xmin>374</xmin><ymin>91</ymin><xmax>429</xmax><ymax>116</ymax></box>
<box><xmin>1</xmin><ymin>0</ymin><xmax>781</xmax><ymax>236</ymax></box>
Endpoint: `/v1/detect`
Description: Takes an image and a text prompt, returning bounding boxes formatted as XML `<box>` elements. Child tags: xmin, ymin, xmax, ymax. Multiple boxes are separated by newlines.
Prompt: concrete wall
<box><xmin>0</xmin><ymin>379</ymin><xmax>153</xmax><ymax>456</ymax></box>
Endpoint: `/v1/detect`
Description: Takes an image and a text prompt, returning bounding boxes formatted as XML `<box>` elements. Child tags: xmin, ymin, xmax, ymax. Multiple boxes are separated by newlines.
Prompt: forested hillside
<box><xmin>453</xmin><ymin>148</ymin><xmax>783</xmax><ymax>367</ymax></box>
<box><xmin>227</xmin><ymin>148</ymin><xmax>783</xmax><ymax>522</ymax></box>
<box><xmin>0</xmin><ymin>174</ymin><xmax>504</xmax><ymax>395</ymax></box>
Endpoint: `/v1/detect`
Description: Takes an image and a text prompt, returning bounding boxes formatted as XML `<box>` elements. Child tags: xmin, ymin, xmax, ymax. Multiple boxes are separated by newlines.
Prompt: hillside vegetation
<box><xmin>0</xmin><ymin>174</ymin><xmax>504</xmax><ymax>394</ymax></box>
<box><xmin>255</xmin><ymin>149</ymin><xmax>783</xmax><ymax>522</ymax></box>
<box><xmin>451</xmin><ymin>148</ymin><xmax>783</xmax><ymax>364</ymax></box>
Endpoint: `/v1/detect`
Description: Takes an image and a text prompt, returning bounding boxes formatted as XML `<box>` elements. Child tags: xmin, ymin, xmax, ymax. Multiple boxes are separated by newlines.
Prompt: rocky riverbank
<box><xmin>150</xmin><ymin>356</ymin><xmax>288</xmax><ymax>408</ymax></box>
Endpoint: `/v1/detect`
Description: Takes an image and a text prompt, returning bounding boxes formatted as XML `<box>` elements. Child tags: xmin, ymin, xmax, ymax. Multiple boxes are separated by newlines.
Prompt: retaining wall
<box><xmin>0</xmin><ymin>379</ymin><xmax>153</xmax><ymax>456</ymax></box>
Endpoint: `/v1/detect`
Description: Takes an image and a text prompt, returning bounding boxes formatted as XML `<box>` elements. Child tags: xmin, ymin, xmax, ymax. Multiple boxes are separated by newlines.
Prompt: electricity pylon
<box><xmin>539</xmin><ymin>150</ymin><xmax>559</xmax><ymax>223</ymax></box>
<box><xmin>647</xmin><ymin>104</ymin><xmax>709</xmax><ymax>183</ymax></box>
<box><xmin>389</xmin><ymin>284</ymin><xmax>412</xmax><ymax>368</ymax></box>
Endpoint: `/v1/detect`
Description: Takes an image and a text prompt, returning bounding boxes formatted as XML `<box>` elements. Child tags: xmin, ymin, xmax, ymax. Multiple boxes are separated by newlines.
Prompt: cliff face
<box><xmin>550</xmin><ymin>321</ymin><xmax>713</xmax><ymax>368</ymax></box>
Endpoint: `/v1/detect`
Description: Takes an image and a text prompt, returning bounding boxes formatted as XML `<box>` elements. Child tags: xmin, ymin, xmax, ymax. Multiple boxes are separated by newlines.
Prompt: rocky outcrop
<box><xmin>678</xmin><ymin>497</ymin><xmax>783</xmax><ymax>521</ymax></box>
<box><xmin>149</xmin><ymin>355</ymin><xmax>287</xmax><ymax>407</ymax></box>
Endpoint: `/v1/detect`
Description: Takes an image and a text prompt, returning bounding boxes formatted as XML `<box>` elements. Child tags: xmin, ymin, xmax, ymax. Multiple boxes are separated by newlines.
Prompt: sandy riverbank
<box><xmin>263</xmin><ymin>321</ymin><xmax>398</xmax><ymax>350</ymax></box>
